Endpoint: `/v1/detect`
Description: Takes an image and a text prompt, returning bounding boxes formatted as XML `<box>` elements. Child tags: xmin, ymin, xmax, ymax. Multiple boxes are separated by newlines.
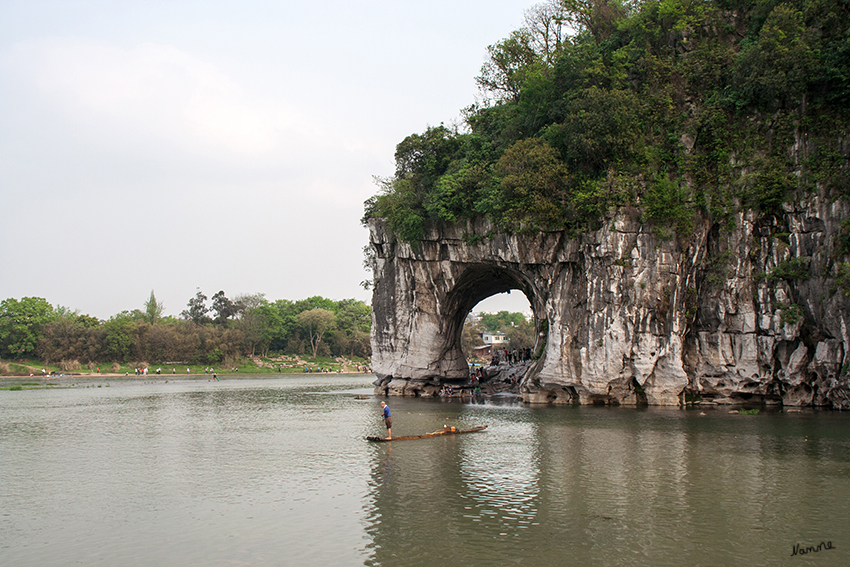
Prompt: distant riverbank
<box><xmin>0</xmin><ymin>354</ymin><xmax>372</xmax><ymax>381</ymax></box>
<box><xmin>1</xmin><ymin>369</ymin><xmax>372</xmax><ymax>381</ymax></box>
<box><xmin>0</xmin><ymin>371</ymin><xmax>369</xmax><ymax>379</ymax></box>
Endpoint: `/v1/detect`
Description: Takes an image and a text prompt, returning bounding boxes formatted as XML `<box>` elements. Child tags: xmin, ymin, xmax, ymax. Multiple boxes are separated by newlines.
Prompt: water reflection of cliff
<box><xmin>363</xmin><ymin>406</ymin><xmax>850</xmax><ymax>567</ymax></box>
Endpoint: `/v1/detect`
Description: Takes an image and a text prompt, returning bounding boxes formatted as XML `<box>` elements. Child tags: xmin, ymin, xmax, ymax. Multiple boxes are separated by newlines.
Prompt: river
<box><xmin>1</xmin><ymin>374</ymin><xmax>848</xmax><ymax>566</ymax></box>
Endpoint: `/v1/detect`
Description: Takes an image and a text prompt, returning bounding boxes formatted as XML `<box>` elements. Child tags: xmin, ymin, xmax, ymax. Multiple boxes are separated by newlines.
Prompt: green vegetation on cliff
<box><xmin>364</xmin><ymin>0</ymin><xmax>850</xmax><ymax>241</ymax></box>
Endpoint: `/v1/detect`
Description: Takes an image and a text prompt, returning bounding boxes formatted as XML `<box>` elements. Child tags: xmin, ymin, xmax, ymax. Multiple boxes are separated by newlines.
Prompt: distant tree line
<box><xmin>0</xmin><ymin>291</ymin><xmax>371</xmax><ymax>366</ymax></box>
<box><xmin>364</xmin><ymin>0</ymin><xmax>850</xmax><ymax>241</ymax></box>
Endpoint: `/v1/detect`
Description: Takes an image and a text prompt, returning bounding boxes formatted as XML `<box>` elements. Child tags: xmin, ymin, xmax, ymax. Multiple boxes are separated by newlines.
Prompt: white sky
<box><xmin>0</xmin><ymin>0</ymin><xmax>533</xmax><ymax>319</ymax></box>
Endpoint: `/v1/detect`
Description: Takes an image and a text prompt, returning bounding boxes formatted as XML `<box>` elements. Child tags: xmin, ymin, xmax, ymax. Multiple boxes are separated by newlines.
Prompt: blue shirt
<box><xmin>382</xmin><ymin>405</ymin><xmax>391</xmax><ymax>418</ymax></box>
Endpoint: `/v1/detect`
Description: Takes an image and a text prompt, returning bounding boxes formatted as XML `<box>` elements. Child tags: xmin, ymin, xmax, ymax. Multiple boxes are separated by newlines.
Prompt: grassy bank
<box><xmin>0</xmin><ymin>354</ymin><xmax>372</xmax><ymax>379</ymax></box>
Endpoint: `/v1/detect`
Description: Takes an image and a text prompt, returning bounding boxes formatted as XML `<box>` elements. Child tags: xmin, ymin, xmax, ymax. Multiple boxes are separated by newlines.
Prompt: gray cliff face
<box><xmin>367</xmin><ymin>189</ymin><xmax>850</xmax><ymax>408</ymax></box>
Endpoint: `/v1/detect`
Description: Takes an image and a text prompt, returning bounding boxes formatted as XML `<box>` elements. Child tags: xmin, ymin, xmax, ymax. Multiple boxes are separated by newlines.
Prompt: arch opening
<box><xmin>439</xmin><ymin>265</ymin><xmax>547</xmax><ymax>384</ymax></box>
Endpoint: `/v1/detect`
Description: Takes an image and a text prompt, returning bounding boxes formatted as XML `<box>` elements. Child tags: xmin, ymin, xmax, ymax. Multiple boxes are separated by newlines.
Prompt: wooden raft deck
<box><xmin>366</xmin><ymin>425</ymin><xmax>487</xmax><ymax>442</ymax></box>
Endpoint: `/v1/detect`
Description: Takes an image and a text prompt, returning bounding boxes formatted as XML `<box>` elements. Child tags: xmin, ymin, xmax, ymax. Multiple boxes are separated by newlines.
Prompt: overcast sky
<box><xmin>0</xmin><ymin>0</ymin><xmax>535</xmax><ymax>319</ymax></box>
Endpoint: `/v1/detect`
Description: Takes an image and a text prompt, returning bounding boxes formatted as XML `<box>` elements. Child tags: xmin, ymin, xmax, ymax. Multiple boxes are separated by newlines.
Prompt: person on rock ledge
<box><xmin>380</xmin><ymin>401</ymin><xmax>392</xmax><ymax>439</ymax></box>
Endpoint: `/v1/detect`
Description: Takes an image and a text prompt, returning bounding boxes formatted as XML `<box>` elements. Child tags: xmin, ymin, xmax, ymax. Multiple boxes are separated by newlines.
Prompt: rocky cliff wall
<box><xmin>367</xmin><ymin>187</ymin><xmax>850</xmax><ymax>409</ymax></box>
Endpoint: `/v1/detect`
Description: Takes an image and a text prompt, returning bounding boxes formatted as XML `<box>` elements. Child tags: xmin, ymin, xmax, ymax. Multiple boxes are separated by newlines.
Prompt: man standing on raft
<box><xmin>380</xmin><ymin>401</ymin><xmax>392</xmax><ymax>439</ymax></box>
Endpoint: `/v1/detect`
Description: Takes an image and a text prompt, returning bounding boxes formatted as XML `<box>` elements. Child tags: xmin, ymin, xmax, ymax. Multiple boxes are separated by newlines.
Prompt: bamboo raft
<box><xmin>366</xmin><ymin>425</ymin><xmax>487</xmax><ymax>442</ymax></box>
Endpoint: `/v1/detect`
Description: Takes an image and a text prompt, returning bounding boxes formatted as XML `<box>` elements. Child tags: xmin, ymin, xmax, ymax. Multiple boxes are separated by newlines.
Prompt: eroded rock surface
<box><xmin>367</xmin><ymin>191</ymin><xmax>850</xmax><ymax>408</ymax></box>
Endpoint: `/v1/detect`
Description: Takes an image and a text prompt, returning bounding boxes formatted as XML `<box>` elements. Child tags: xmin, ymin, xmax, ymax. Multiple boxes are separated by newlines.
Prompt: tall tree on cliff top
<box><xmin>477</xmin><ymin>29</ymin><xmax>539</xmax><ymax>102</ymax></box>
<box><xmin>524</xmin><ymin>1</ymin><xmax>570</xmax><ymax>65</ymax></box>
<box><xmin>557</xmin><ymin>0</ymin><xmax>631</xmax><ymax>43</ymax></box>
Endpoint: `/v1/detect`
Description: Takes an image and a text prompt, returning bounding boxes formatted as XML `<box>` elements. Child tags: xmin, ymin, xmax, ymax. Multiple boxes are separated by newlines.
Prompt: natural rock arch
<box><xmin>367</xmin><ymin>212</ymin><xmax>689</xmax><ymax>405</ymax></box>
<box><xmin>366</xmin><ymin>198</ymin><xmax>850</xmax><ymax>408</ymax></box>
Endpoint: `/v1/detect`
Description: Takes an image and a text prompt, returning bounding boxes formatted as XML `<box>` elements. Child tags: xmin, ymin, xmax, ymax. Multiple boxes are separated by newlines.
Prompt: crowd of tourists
<box><xmin>490</xmin><ymin>347</ymin><xmax>532</xmax><ymax>366</ymax></box>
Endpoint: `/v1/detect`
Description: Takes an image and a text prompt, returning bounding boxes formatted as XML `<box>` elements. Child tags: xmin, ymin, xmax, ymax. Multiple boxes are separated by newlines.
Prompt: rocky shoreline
<box><xmin>373</xmin><ymin>361</ymin><xmax>527</xmax><ymax>399</ymax></box>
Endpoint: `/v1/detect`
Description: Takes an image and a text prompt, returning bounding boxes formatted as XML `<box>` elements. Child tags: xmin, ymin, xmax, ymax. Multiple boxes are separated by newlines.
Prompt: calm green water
<box><xmin>1</xmin><ymin>375</ymin><xmax>849</xmax><ymax>566</ymax></box>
